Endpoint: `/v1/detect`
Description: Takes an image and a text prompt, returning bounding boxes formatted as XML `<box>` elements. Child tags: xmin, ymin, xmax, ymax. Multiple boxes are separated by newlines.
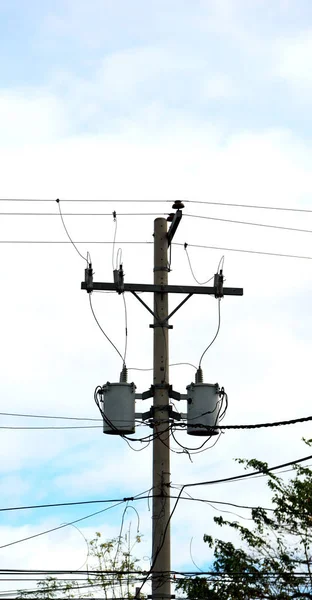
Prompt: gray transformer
<box><xmin>102</xmin><ymin>382</ymin><xmax>136</xmax><ymax>435</ymax></box>
<box><xmin>187</xmin><ymin>382</ymin><xmax>220</xmax><ymax>436</ymax></box>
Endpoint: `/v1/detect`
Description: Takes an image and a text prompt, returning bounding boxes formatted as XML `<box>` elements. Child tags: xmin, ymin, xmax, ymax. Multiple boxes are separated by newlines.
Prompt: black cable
<box><xmin>175</xmin><ymin>414</ymin><xmax>312</xmax><ymax>431</ymax></box>
<box><xmin>89</xmin><ymin>294</ymin><xmax>124</xmax><ymax>364</ymax></box>
<box><xmin>198</xmin><ymin>299</ymin><xmax>221</xmax><ymax>367</ymax></box>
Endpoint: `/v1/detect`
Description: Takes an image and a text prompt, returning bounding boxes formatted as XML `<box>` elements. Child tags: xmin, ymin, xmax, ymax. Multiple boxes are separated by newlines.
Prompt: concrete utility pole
<box><xmin>152</xmin><ymin>218</ymin><xmax>171</xmax><ymax>600</ymax></box>
<box><xmin>81</xmin><ymin>202</ymin><xmax>243</xmax><ymax>600</ymax></box>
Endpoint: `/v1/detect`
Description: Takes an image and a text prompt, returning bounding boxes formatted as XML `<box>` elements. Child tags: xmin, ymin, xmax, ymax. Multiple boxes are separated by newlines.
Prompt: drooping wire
<box><xmin>184</xmin><ymin>243</ymin><xmax>214</xmax><ymax>285</ymax></box>
<box><xmin>56</xmin><ymin>199</ymin><xmax>90</xmax><ymax>265</ymax></box>
<box><xmin>89</xmin><ymin>294</ymin><xmax>124</xmax><ymax>364</ymax></box>
<box><xmin>122</xmin><ymin>293</ymin><xmax>128</xmax><ymax>365</ymax></box>
<box><xmin>128</xmin><ymin>362</ymin><xmax>196</xmax><ymax>372</ymax></box>
<box><xmin>198</xmin><ymin>298</ymin><xmax>221</xmax><ymax>367</ymax></box>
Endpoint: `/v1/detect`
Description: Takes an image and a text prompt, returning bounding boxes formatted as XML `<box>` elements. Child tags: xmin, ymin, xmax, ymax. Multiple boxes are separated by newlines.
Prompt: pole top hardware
<box><xmin>142</xmin><ymin>404</ymin><xmax>182</xmax><ymax>423</ymax></box>
<box><xmin>172</xmin><ymin>200</ymin><xmax>184</xmax><ymax>210</ymax></box>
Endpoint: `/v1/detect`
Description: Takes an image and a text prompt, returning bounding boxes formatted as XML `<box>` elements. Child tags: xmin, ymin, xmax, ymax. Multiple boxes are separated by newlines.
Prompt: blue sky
<box><xmin>0</xmin><ymin>0</ymin><xmax>312</xmax><ymax>595</ymax></box>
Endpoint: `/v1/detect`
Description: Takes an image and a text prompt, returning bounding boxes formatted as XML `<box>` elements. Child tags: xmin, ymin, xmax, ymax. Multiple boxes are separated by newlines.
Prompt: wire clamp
<box><xmin>84</xmin><ymin>266</ymin><xmax>94</xmax><ymax>293</ymax></box>
<box><xmin>149</xmin><ymin>321</ymin><xmax>173</xmax><ymax>329</ymax></box>
<box><xmin>214</xmin><ymin>272</ymin><xmax>224</xmax><ymax>298</ymax></box>
<box><xmin>113</xmin><ymin>265</ymin><xmax>124</xmax><ymax>294</ymax></box>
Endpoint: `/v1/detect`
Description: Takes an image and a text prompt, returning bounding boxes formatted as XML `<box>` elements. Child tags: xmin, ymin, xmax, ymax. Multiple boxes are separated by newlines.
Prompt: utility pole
<box><xmin>152</xmin><ymin>217</ymin><xmax>171</xmax><ymax>600</ymax></box>
<box><xmin>81</xmin><ymin>202</ymin><xmax>243</xmax><ymax>600</ymax></box>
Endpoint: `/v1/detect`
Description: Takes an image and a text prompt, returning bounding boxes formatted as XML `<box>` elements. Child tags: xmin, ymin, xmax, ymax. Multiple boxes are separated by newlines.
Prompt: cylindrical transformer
<box><xmin>187</xmin><ymin>382</ymin><xmax>220</xmax><ymax>436</ymax></box>
<box><xmin>102</xmin><ymin>382</ymin><xmax>136</xmax><ymax>435</ymax></box>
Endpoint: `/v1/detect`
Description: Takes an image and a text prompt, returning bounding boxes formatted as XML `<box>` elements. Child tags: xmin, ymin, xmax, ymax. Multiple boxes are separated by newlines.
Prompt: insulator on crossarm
<box><xmin>195</xmin><ymin>367</ymin><xmax>204</xmax><ymax>383</ymax></box>
<box><xmin>119</xmin><ymin>365</ymin><xmax>128</xmax><ymax>383</ymax></box>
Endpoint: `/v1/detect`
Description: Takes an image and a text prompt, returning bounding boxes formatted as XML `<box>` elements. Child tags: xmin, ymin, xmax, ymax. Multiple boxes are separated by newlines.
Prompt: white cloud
<box><xmin>275</xmin><ymin>31</ymin><xmax>312</xmax><ymax>92</ymax></box>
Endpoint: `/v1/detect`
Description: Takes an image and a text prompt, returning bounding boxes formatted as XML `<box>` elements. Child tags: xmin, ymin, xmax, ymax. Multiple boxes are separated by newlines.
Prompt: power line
<box><xmin>0</xmin><ymin>240</ymin><xmax>152</xmax><ymax>244</ymax></box>
<box><xmin>0</xmin><ymin>425</ymin><xmax>103</xmax><ymax>430</ymax></box>
<box><xmin>0</xmin><ymin>491</ymin><xmax>276</xmax><ymax>515</ymax></box>
<box><xmin>176</xmin><ymin>242</ymin><xmax>312</xmax><ymax>260</ymax></box>
<box><xmin>0</xmin><ymin>212</ymin><xmax>169</xmax><ymax>216</ymax></box>
<box><xmin>0</xmin><ymin>238</ymin><xmax>310</xmax><ymax>259</ymax></box>
<box><xmin>0</xmin><ymin>238</ymin><xmax>309</xmax><ymax>260</ymax></box>
<box><xmin>175</xmin><ymin>414</ymin><xmax>312</xmax><ymax>431</ymax></box>
<box><xmin>1</xmin><ymin>198</ymin><xmax>312</xmax><ymax>213</ymax></box>
<box><xmin>0</xmin><ymin>501</ymin><xmax>125</xmax><ymax>550</ymax></box>
<box><xmin>0</xmin><ymin>492</ymin><xmax>153</xmax><ymax>513</ymax></box>
<box><xmin>0</xmin><ymin>411</ymin><xmax>102</xmax><ymax>421</ymax></box>
<box><xmin>185</xmin><ymin>213</ymin><xmax>312</xmax><ymax>234</ymax></box>
<box><xmin>2</xmin><ymin>413</ymin><xmax>311</xmax><ymax>431</ymax></box>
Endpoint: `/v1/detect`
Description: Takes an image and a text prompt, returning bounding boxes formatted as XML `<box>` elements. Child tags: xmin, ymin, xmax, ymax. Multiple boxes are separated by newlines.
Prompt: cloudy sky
<box><xmin>0</xmin><ymin>0</ymin><xmax>312</xmax><ymax>596</ymax></box>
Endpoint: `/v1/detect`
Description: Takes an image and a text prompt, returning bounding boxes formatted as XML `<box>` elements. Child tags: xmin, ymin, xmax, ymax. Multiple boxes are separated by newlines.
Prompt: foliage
<box><xmin>17</xmin><ymin>531</ymin><xmax>143</xmax><ymax>599</ymax></box>
<box><xmin>177</xmin><ymin>441</ymin><xmax>312</xmax><ymax>600</ymax></box>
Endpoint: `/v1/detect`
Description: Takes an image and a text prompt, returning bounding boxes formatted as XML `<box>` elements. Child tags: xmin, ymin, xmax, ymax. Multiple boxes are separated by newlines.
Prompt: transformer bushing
<box><xmin>186</xmin><ymin>382</ymin><xmax>220</xmax><ymax>436</ymax></box>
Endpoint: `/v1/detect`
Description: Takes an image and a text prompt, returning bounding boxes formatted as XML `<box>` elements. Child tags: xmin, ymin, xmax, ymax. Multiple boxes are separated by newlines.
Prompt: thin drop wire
<box><xmin>116</xmin><ymin>247</ymin><xmax>123</xmax><ymax>270</ymax></box>
<box><xmin>59</xmin><ymin>523</ymin><xmax>90</xmax><ymax>571</ymax></box>
<box><xmin>128</xmin><ymin>362</ymin><xmax>196</xmax><ymax>371</ymax></box>
<box><xmin>184</xmin><ymin>244</ymin><xmax>214</xmax><ymax>285</ymax></box>
<box><xmin>89</xmin><ymin>294</ymin><xmax>124</xmax><ymax>364</ymax></box>
<box><xmin>122</xmin><ymin>292</ymin><xmax>128</xmax><ymax>365</ymax></box>
<box><xmin>217</xmin><ymin>255</ymin><xmax>225</xmax><ymax>272</ymax></box>
<box><xmin>56</xmin><ymin>199</ymin><xmax>88</xmax><ymax>264</ymax></box>
<box><xmin>169</xmin><ymin>362</ymin><xmax>197</xmax><ymax>370</ymax></box>
<box><xmin>199</xmin><ymin>299</ymin><xmax>221</xmax><ymax>367</ymax></box>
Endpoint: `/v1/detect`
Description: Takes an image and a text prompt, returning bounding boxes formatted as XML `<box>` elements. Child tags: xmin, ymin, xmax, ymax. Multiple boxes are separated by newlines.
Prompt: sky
<box><xmin>0</xmin><ymin>0</ymin><xmax>312</xmax><ymax>596</ymax></box>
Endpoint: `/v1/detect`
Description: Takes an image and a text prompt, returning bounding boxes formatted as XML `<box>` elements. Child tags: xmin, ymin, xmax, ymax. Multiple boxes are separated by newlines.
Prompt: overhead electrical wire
<box><xmin>0</xmin><ymin>501</ymin><xmax>126</xmax><ymax>550</ymax></box>
<box><xmin>174</xmin><ymin>414</ymin><xmax>312</xmax><ymax>431</ymax></box>
<box><xmin>175</xmin><ymin>242</ymin><xmax>312</xmax><ymax>261</ymax></box>
<box><xmin>184</xmin><ymin>213</ymin><xmax>312</xmax><ymax>234</ymax></box>
<box><xmin>2</xmin><ymin>210</ymin><xmax>312</xmax><ymax>236</ymax></box>
<box><xmin>1</xmin><ymin>413</ymin><xmax>311</xmax><ymax>431</ymax></box>
<box><xmin>0</xmin><ymin>212</ymin><xmax>169</xmax><ymax>216</ymax></box>
<box><xmin>0</xmin><ymin>237</ymin><xmax>309</xmax><ymax>260</ymax></box>
<box><xmin>136</xmin><ymin>451</ymin><xmax>312</xmax><ymax>596</ymax></box>
<box><xmin>0</xmin><ymin>411</ymin><xmax>101</xmax><ymax>421</ymax></box>
<box><xmin>1</xmin><ymin>198</ymin><xmax>312</xmax><ymax>213</ymax></box>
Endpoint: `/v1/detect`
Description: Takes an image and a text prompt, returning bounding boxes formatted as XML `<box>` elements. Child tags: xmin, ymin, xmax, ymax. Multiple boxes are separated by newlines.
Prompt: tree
<box><xmin>17</xmin><ymin>531</ymin><xmax>143</xmax><ymax>599</ymax></box>
<box><xmin>177</xmin><ymin>441</ymin><xmax>312</xmax><ymax>600</ymax></box>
